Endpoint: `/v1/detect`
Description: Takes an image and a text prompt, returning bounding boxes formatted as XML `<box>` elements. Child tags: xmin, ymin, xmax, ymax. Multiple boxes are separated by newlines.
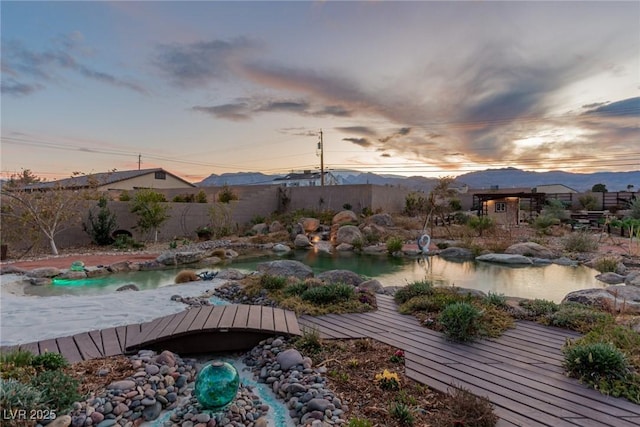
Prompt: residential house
<box><xmin>272</xmin><ymin>170</ymin><xmax>339</xmax><ymax>187</ymax></box>
<box><xmin>472</xmin><ymin>187</ymin><xmax>546</xmax><ymax>225</ymax></box>
<box><xmin>534</xmin><ymin>184</ymin><xmax>578</xmax><ymax>194</ymax></box>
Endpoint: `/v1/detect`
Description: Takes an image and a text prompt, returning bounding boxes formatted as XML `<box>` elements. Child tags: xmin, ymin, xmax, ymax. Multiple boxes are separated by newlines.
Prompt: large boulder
<box><xmin>625</xmin><ymin>271</ymin><xmax>640</xmax><ymax>287</ymax></box>
<box><xmin>439</xmin><ymin>247</ymin><xmax>475</xmax><ymax>260</ymax></box>
<box><xmin>269</xmin><ymin>220</ymin><xmax>285</xmax><ymax>233</ymax></box>
<box><xmin>595</xmin><ymin>272</ymin><xmax>625</xmax><ymax>285</ymax></box>
<box><xmin>313</xmin><ymin>241</ymin><xmax>333</xmax><ymax>254</ymax></box>
<box><xmin>359</xmin><ymin>279</ymin><xmax>383</xmax><ymax>293</ymax></box>
<box><xmin>156</xmin><ymin>250</ymin><xmax>206</xmax><ymax>266</ymax></box>
<box><xmin>108</xmin><ymin>261</ymin><xmax>131</xmax><ymax>272</ymax></box>
<box><xmin>562</xmin><ymin>285</ymin><xmax>640</xmax><ymax>314</ymax></box>
<box><xmin>26</xmin><ymin>267</ymin><xmax>61</xmax><ymax>278</ymax></box>
<box><xmin>317</xmin><ymin>269</ymin><xmax>364</xmax><ymax>287</ymax></box>
<box><xmin>217</xmin><ymin>268</ymin><xmax>246</xmax><ymax>280</ymax></box>
<box><xmin>332</xmin><ymin>210</ymin><xmax>358</xmax><ymax>226</ymax></box>
<box><xmin>294</xmin><ymin>234</ymin><xmax>312</xmax><ymax>248</ymax></box>
<box><xmin>301</xmin><ymin>218</ymin><xmax>321</xmax><ymax>233</ymax></box>
<box><xmin>58</xmin><ymin>270</ymin><xmax>87</xmax><ymax>280</ymax></box>
<box><xmin>476</xmin><ymin>253</ymin><xmax>533</xmax><ymax>265</ymax></box>
<box><xmin>252</xmin><ymin>223</ymin><xmax>269</xmax><ymax>234</ymax></box>
<box><xmin>257</xmin><ymin>260</ymin><xmax>313</xmax><ymax>280</ymax></box>
<box><xmin>505</xmin><ymin>242</ymin><xmax>555</xmax><ymax>259</ymax></box>
<box><xmin>368</xmin><ymin>213</ymin><xmax>394</xmax><ymax>227</ymax></box>
<box><xmin>336</xmin><ymin>225</ymin><xmax>363</xmax><ymax>245</ymax></box>
<box><xmin>277</xmin><ymin>348</ymin><xmax>304</xmax><ymax>371</ymax></box>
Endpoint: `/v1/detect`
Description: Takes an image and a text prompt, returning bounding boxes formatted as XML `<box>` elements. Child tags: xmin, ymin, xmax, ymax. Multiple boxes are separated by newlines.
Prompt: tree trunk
<box><xmin>154</xmin><ymin>229</ymin><xmax>159</xmax><ymax>243</ymax></box>
<box><xmin>49</xmin><ymin>237</ymin><xmax>59</xmax><ymax>255</ymax></box>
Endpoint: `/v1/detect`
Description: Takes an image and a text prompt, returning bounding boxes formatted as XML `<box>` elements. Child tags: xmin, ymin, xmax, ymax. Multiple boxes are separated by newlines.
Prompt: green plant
<box><xmin>389</xmin><ymin>349</ymin><xmax>405</xmax><ymax>363</ymax></box>
<box><xmin>294</xmin><ymin>328</ymin><xmax>323</xmax><ymax>354</ymax></box>
<box><xmin>578</xmin><ymin>193</ymin><xmax>598</xmax><ymax>210</ymax></box>
<box><xmin>386</xmin><ymin>236</ymin><xmax>404</xmax><ymax>254</ymax></box>
<box><xmin>348</xmin><ymin>418</ymin><xmax>373</xmax><ymax>427</ymax></box>
<box><xmin>260</xmin><ymin>274</ymin><xmax>287</xmax><ymax>290</ymax></box>
<box><xmin>0</xmin><ymin>378</ymin><xmax>46</xmax><ymax>414</ymax></box>
<box><xmin>251</xmin><ymin>214</ymin><xmax>266</xmax><ymax>225</ymax></box>
<box><xmin>83</xmin><ymin>196</ymin><xmax>117</xmax><ymax>245</ymax></box>
<box><xmin>389</xmin><ymin>401</ymin><xmax>415</xmax><ymax>426</ymax></box>
<box><xmin>328</xmin><ymin>369</ymin><xmax>350</xmax><ymax>382</ymax></box>
<box><xmin>361</xmin><ymin>206</ymin><xmax>373</xmax><ymax>217</ymax></box>
<box><xmin>519</xmin><ymin>299</ymin><xmax>559</xmax><ymax>317</ymax></box>
<box><xmin>113</xmin><ymin>234</ymin><xmax>145</xmax><ymax>250</ymax></box>
<box><xmin>399</xmin><ymin>291</ymin><xmax>463</xmax><ymax>314</ymax></box>
<box><xmin>374</xmin><ymin>369</ymin><xmax>400</xmax><ymax>390</ymax></box>
<box><xmin>217</xmin><ymin>185</ymin><xmax>238</xmax><ymax>203</ymax></box>
<box><xmin>284</xmin><ymin>281</ymin><xmax>310</xmax><ymax>297</ymax></box>
<box><xmin>449</xmin><ymin>198</ymin><xmax>462</xmax><ymax>211</ymax></box>
<box><xmin>394</xmin><ymin>280</ymin><xmax>433</xmax><ymax>304</ymax></box>
<box><xmin>30</xmin><ymin>369</ymin><xmax>82</xmax><ymax>412</ymax></box>
<box><xmin>439</xmin><ymin>302</ymin><xmax>481</xmax><ymax>342</ymax></box>
<box><xmin>301</xmin><ymin>283</ymin><xmax>354</xmax><ymax>305</ymax></box>
<box><xmin>468</xmin><ymin>216</ymin><xmax>494</xmax><ymax>237</ymax></box>
<box><xmin>118</xmin><ymin>190</ymin><xmax>131</xmax><ymax>201</ymax></box>
<box><xmin>404</xmin><ymin>192</ymin><xmax>428</xmax><ymax>216</ymax></box>
<box><xmin>546</xmin><ymin>304</ymin><xmax>613</xmax><ymax>333</ymax></box>
<box><xmin>0</xmin><ymin>350</ymin><xmax>34</xmax><ymax>367</ymax></box>
<box><xmin>563</xmin><ymin>231</ymin><xmax>598</xmax><ymax>252</ymax></box>
<box><xmin>168</xmin><ymin>240</ymin><xmax>177</xmax><ymax>249</ymax></box>
<box><xmin>543</xmin><ymin>199</ymin><xmax>570</xmax><ymax>221</ymax></box>
<box><xmin>208</xmin><ymin>203</ymin><xmax>236</xmax><ymax>238</ymax></box>
<box><xmin>564</xmin><ymin>342</ymin><xmax>629</xmax><ymax>383</ymax></box>
<box><xmin>129</xmin><ymin>189</ymin><xmax>170</xmax><ymax>243</ymax></box>
<box><xmin>432</xmin><ymin>385</ymin><xmax>498</xmax><ymax>427</ymax></box>
<box><xmin>31</xmin><ymin>352</ymin><xmax>68</xmax><ymax>371</ymax></box>
<box><xmin>593</xmin><ymin>257</ymin><xmax>619</xmax><ymax>273</ymax></box>
<box><xmin>195</xmin><ymin>190</ymin><xmax>208</xmax><ymax>203</ymax></box>
<box><xmin>532</xmin><ymin>214</ymin><xmax>557</xmax><ymax>234</ymax></box>
<box><xmin>483</xmin><ymin>292</ymin><xmax>507</xmax><ymax>308</ymax></box>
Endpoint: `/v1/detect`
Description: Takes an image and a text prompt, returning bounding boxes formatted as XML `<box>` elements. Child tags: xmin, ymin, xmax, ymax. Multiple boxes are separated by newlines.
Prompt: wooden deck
<box><xmin>299</xmin><ymin>294</ymin><xmax>640</xmax><ymax>427</ymax></box>
<box><xmin>1</xmin><ymin>305</ymin><xmax>302</xmax><ymax>362</ymax></box>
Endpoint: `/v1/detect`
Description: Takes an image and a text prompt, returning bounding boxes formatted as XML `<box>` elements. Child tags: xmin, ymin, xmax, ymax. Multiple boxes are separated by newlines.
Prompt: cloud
<box><xmin>192</xmin><ymin>102</ymin><xmax>250</xmax><ymax>121</ymax></box>
<box><xmin>343</xmin><ymin>137</ymin><xmax>372</xmax><ymax>148</ymax></box>
<box><xmin>154</xmin><ymin>38</ymin><xmax>257</xmax><ymax>88</ymax></box>
<box><xmin>335</xmin><ymin>126</ymin><xmax>377</xmax><ymax>136</ymax></box>
<box><xmin>1</xmin><ymin>35</ymin><xmax>147</xmax><ymax>95</ymax></box>
<box><xmin>380</xmin><ymin>153</ymin><xmax>391</xmax><ymax>158</ymax></box>
<box><xmin>583</xmin><ymin>97</ymin><xmax>640</xmax><ymax>117</ymax></box>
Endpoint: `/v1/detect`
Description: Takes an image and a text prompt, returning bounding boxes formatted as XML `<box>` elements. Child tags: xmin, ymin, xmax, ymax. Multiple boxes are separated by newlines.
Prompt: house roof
<box><xmin>23</xmin><ymin>168</ymin><xmax>194</xmax><ymax>190</ymax></box>
<box><xmin>535</xmin><ymin>183</ymin><xmax>579</xmax><ymax>193</ymax></box>
<box><xmin>273</xmin><ymin>171</ymin><xmax>331</xmax><ymax>181</ymax></box>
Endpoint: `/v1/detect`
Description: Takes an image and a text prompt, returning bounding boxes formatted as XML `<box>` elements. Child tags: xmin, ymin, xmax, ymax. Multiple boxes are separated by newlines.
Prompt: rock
<box><xmin>0</xmin><ymin>265</ymin><xmax>27</xmax><ymax>275</ymax></box>
<box><xmin>307</xmin><ymin>398</ymin><xmax>332</xmax><ymax>412</ymax></box>
<box><xmin>335</xmin><ymin>243</ymin><xmax>353</xmax><ymax>252</ymax></box>
<box><xmin>85</xmin><ymin>267</ymin><xmax>109</xmax><ymax>278</ymax></box>
<box><xmin>363</xmin><ymin>245</ymin><xmax>386</xmax><ymax>254</ymax></box>
<box><xmin>107</xmin><ymin>380</ymin><xmax>136</xmax><ymax>390</ymax></box>
<box><xmin>112</xmin><ymin>403</ymin><xmax>129</xmax><ymax>416</ymax></box>
<box><xmin>96</xmin><ymin>420</ymin><xmax>117</xmax><ymax>427</ymax></box>
<box><xmin>176</xmin><ymin>251</ymin><xmax>206</xmax><ymax>265</ymax></box>
<box><xmin>142</xmin><ymin>401</ymin><xmax>162</xmax><ymax>421</ymax></box>
<box><xmin>595</xmin><ymin>272</ymin><xmax>626</xmax><ymax>285</ymax></box>
<box><xmin>26</xmin><ymin>267</ymin><xmax>61</xmax><ymax>278</ymax></box>
<box><xmin>29</xmin><ymin>277</ymin><xmax>52</xmax><ymax>286</ymax></box>
<box><xmin>276</xmin><ymin>348</ymin><xmax>304</xmax><ymax>370</ymax></box>
<box><xmin>562</xmin><ymin>285</ymin><xmax>640</xmax><ymax>314</ymax></box>
<box><xmin>269</xmin><ymin>221</ymin><xmax>285</xmax><ymax>233</ymax></box>
<box><xmin>155</xmin><ymin>350</ymin><xmax>177</xmax><ymax>367</ymax></box>
<box><xmin>90</xmin><ymin>412</ymin><xmax>104</xmax><ymax>424</ymax></box>
<box><xmin>313</xmin><ymin>241</ymin><xmax>333</xmax><ymax>254</ymax></box>
<box><xmin>145</xmin><ymin>364</ymin><xmax>160</xmax><ymax>375</ymax></box>
<box><xmin>254</xmin><ymin>418</ymin><xmax>268</xmax><ymax>427</ymax></box>
<box><xmin>368</xmin><ymin>213</ymin><xmax>394</xmax><ymax>227</ymax></box>
<box><xmin>505</xmin><ymin>242</ymin><xmax>555</xmax><ymax>259</ymax></box>
<box><xmin>449</xmin><ymin>287</ymin><xmax>487</xmax><ymax>298</ymax></box>
<box><xmin>252</xmin><ymin>223</ymin><xmax>269</xmax><ymax>234</ymax></box>
<box><xmin>58</xmin><ymin>270</ymin><xmax>87</xmax><ymax>280</ymax></box>
<box><xmin>216</xmin><ymin>268</ymin><xmax>246</xmax><ymax>280</ymax></box>
<box><xmin>48</xmin><ymin>415</ymin><xmax>72</xmax><ymax>427</ymax></box>
<box><xmin>476</xmin><ymin>253</ymin><xmax>533</xmax><ymax>265</ymax></box>
<box><xmin>224</xmin><ymin>249</ymin><xmax>238</xmax><ymax>258</ymax></box>
<box><xmin>116</xmin><ymin>284</ymin><xmax>139</xmax><ymax>292</ymax></box>
<box><xmin>294</xmin><ymin>234</ymin><xmax>312</xmax><ymax>248</ymax></box>
<box><xmin>108</xmin><ymin>261</ymin><xmax>131</xmax><ymax>273</ymax></box>
<box><xmin>439</xmin><ymin>247</ymin><xmax>474</xmax><ymax>260</ymax></box>
<box><xmin>332</xmin><ymin>210</ymin><xmax>358</xmax><ymax>225</ymax></box>
<box><xmin>335</xmin><ymin>225</ymin><xmax>363</xmax><ymax>245</ymax></box>
<box><xmin>359</xmin><ymin>279</ymin><xmax>383</xmax><ymax>293</ymax></box>
<box><xmin>272</xmin><ymin>243</ymin><xmax>291</xmax><ymax>253</ymax></box>
<box><xmin>317</xmin><ymin>270</ymin><xmax>363</xmax><ymax>287</ymax></box>
<box><xmin>553</xmin><ymin>257</ymin><xmax>578</xmax><ymax>266</ymax></box>
<box><xmin>626</xmin><ymin>271</ymin><xmax>640</xmax><ymax>287</ymax></box>
<box><xmin>302</xmin><ymin>218</ymin><xmax>321</xmax><ymax>233</ymax></box>
<box><xmin>257</xmin><ymin>260</ymin><xmax>313</xmax><ymax>280</ymax></box>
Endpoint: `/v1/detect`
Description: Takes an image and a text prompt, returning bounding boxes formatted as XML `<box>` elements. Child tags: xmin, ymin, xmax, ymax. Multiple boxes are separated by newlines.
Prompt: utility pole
<box><xmin>138</xmin><ymin>154</ymin><xmax>141</xmax><ymax>170</ymax></box>
<box><xmin>318</xmin><ymin>129</ymin><xmax>325</xmax><ymax>186</ymax></box>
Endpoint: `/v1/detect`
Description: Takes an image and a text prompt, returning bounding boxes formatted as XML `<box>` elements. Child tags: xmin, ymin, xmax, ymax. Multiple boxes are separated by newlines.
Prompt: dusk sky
<box><xmin>2</xmin><ymin>1</ymin><xmax>639</xmax><ymax>183</ymax></box>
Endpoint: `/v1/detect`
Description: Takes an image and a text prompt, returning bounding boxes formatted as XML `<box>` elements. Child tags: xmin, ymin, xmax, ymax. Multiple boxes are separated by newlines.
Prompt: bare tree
<box><xmin>426</xmin><ymin>176</ymin><xmax>458</xmax><ymax>238</ymax></box>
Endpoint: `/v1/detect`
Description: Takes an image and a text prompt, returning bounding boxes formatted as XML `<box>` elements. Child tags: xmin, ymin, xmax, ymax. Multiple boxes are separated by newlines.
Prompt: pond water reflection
<box><xmin>20</xmin><ymin>251</ymin><xmax>604</xmax><ymax>302</ymax></box>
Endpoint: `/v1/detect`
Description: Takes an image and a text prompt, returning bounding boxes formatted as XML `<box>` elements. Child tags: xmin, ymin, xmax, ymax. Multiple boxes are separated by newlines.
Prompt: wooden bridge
<box><xmin>1</xmin><ymin>304</ymin><xmax>302</xmax><ymax>362</ymax></box>
<box><xmin>299</xmin><ymin>294</ymin><xmax>640</xmax><ymax>427</ymax></box>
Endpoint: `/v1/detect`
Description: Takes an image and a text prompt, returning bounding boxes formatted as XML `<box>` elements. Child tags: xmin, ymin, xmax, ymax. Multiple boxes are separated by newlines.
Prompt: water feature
<box><xmin>8</xmin><ymin>251</ymin><xmax>604</xmax><ymax>302</ymax></box>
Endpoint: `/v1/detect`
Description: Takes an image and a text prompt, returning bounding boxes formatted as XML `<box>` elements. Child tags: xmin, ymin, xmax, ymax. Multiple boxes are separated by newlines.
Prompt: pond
<box><xmin>14</xmin><ymin>251</ymin><xmax>604</xmax><ymax>303</ymax></box>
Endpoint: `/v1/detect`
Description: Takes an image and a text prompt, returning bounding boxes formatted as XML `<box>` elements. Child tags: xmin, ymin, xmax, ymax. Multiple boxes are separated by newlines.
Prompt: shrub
<box><xmin>399</xmin><ymin>291</ymin><xmax>462</xmax><ymax>314</ymax></box>
<box><xmin>31</xmin><ymin>352</ymin><xmax>68</xmax><ymax>371</ymax></box>
<box><xmin>483</xmin><ymin>292</ymin><xmax>507</xmax><ymax>308</ymax></box>
<box><xmin>593</xmin><ymin>257</ymin><xmax>619</xmax><ymax>273</ymax></box>
<box><xmin>0</xmin><ymin>378</ymin><xmax>46</xmax><ymax>414</ymax></box>
<box><xmin>468</xmin><ymin>216</ymin><xmax>494</xmax><ymax>236</ymax></box>
<box><xmin>195</xmin><ymin>190</ymin><xmax>208</xmax><ymax>203</ymax></box>
<box><xmin>284</xmin><ymin>281</ymin><xmax>309</xmax><ymax>297</ymax></box>
<box><xmin>563</xmin><ymin>231</ymin><xmax>598</xmax><ymax>252</ymax></box>
<box><xmin>348</xmin><ymin>418</ymin><xmax>373</xmax><ymax>427</ymax></box>
<box><xmin>532</xmin><ymin>214</ymin><xmax>557</xmax><ymax>234</ymax></box>
<box><xmin>389</xmin><ymin>401</ymin><xmax>415</xmax><ymax>426</ymax></box>
<box><xmin>30</xmin><ymin>369</ymin><xmax>82</xmax><ymax>412</ymax></box>
<box><xmin>386</xmin><ymin>236</ymin><xmax>404</xmax><ymax>254</ymax></box>
<box><xmin>113</xmin><ymin>235</ymin><xmax>145</xmax><ymax>250</ymax></box>
<box><xmin>519</xmin><ymin>299</ymin><xmax>558</xmax><ymax>317</ymax></box>
<box><xmin>374</xmin><ymin>369</ymin><xmax>400</xmax><ymax>390</ymax></box>
<box><xmin>0</xmin><ymin>350</ymin><xmax>33</xmax><ymax>367</ymax></box>
<box><xmin>301</xmin><ymin>283</ymin><xmax>354</xmax><ymax>305</ymax></box>
<box><xmin>404</xmin><ymin>192</ymin><xmax>428</xmax><ymax>216</ymax></box>
<box><xmin>578</xmin><ymin>193</ymin><xmax>598</xmax><ymax>210</ymax></box>
<box><xmin>118</xmin><ymin>190</ymin><xmax>131</xmax><ymax>201</ymax></box>
<box><xmin>84</xmin><ymin>196</ymin><xmax>117</xmax><ymax>245</ymax></box>
<box><xmin>394</xmin><ymin>280</ymin><xmax>433</xmax><ymax>304</ymax></box>
<box><xmin>260</xmin><ymin>274</ymin><xmax>287</xmax><ymax>291</ymax></box>
<box><xmin>217</xmin><ymin>185</ymin><xmax>238</xmax><ymax>203</ymax></box>
<box><xmin>439</xmin><ymin>302</ymin><xmax>481</xmax><ymax>342</ymax></box>
<box><xmin>432</xmin><ymin>385</ymin><xmax>498</xmax><ymax>427</ymax></box>
<box><xmin>563</xmin><ymin>342</ymin><xmax>629</xmax><ymax>383</ymax></box>
<box><xmin>294</xmin><ymin>328</ymin><xmax>322</xmax><ymax>354</ymax></box>
<box><xmin>546</xmin><ymin>303</ymin><xmax>614</xmax><ymax>333</ymax></box>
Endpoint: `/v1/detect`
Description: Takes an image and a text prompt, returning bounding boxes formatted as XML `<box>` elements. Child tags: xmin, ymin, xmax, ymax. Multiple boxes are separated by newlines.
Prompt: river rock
<box><xmin>142</xmin><ymin>401</ymin><xmax>162</xmax><ymax>421</ymax></box>
<box><xmin>332</xmin><ymin>210</ymin><xmax>358</xmax><ymax>225</ymax></box>
<box><xmin>625</xmin><ymin>271</ymin><xmax>640</xmax><ymax>287</ymax></box>
<box><xmin>595</xmin><ymin>272</ymin><xmax>626</xmax><ymax>285</ymax></box>
<box><xmin>562</xmin><ymin>285</ymin><xmax>640</xmax><ymax>314</ymax></box>
<box><xmin>257</xmin><ymin>260</ymin><xmax>313</xmax><ymax>280</ymax></box>
<box><xmin>58</xmin><ymin>270</ymin><xmax>87</xmax><ymax>280</ymax></box>
<box><xmin>85</xmin><ymin>266</ymin><xmax>110</xmax><ymax>277</ymax></box>
<box><xmin>336</xmin><ymin>225</ymin><xmax>363</xmax><ymax>245</ymax></box>
<box><xmin>216</xmin><ymin>268</ymin><xmax>246</xmax><ymax>280</ymax></box>
<box><xmin>439</xmin><ymin>247</ymin><xmax>474</xmax><ymax>260</ymax></box>
<box><xmin>476</xmin><ymin>253</ymin><xmax>533</xmax><ymax>265</ymax></box>
<box><xmin>272</xmin><ymin>243</ymin><xmax>291</xmax><ymax>253</ymax></box>
<box><xmin>108</xmin><ymin>261</ymin><xmax>131</xmax><ymax>273</ymax></box>
<box><xmin>505</xmin><ymin>242</ymin><xmax>555</xmax><ymax>259</ymax></box>
<box><xmin>368</xmin><ymin>213</ymin><xmax>394</xmax><ymax>227</ymax></box>
<box><xmin>116</xmin><ymin>284</ymin><xmax>139</xmax><ymax>292</ymax></box>
<box><xmin>335</xmin><ymin>243</ymin><xmax>353</xmax><ymax>251</ymax></box>
<box><xmin>302</xmin><ymin>218</ymin><xmax>321</xmax><ymax>233</ymax></box>
<box><xmin>313</xmin><ymin>240</ymin><xmax>333</xmax><ymax>254</ymax></box>
<box><xmin>269</xmin><ymin>221</ymin><xmax>285</xmax><ymax>233</ymax></box>
<box><xmin>553</xmin><ymin>257</ymin><xmax>579</xmax><ymax>266</ymax></box>
<box><xmin>156</xmin><ymin>350</ymin><xmax>177</xmax><ymax>367</ymax></box>
<box><xmin>252</xmin><ymin>223</ymin><xmax>269</xmax><ymax>234</ymax></box>
<box><xmin>29</xmin><ymin>277</ymin><xmax>52</xmax><ymax>286</ymax></box>
<box><xmin>0</xmin><ymin>265</ymin><xmax>27</xmax><ymax>275</ymax></box>
<box><xmin>26</xmin><ymin>267</ymin><xmax>61</xmax><ymax>278</ymax></box>
<box><xmin>277</xmin><ymin>348</ymin><xmax>304</xmax><ymax>370</ymax></box>
<box><xmin>294</xmin><ymin>234</ymin><xmax>312</xmax><ymax>248</ymax></box>
<box><xmin>48</xmin><ymin>415</ymin><xmax>72</xmax><ymax>427</ymax></box>
<box><xmin>359</xmin><ymin>279</ymin><xmax>383</xmax><ymax>293</ymax></box>
<box><xmin>108</xmin><ymin>380</ymin><xmax>136</xmax><ymax>391</ymax></box>
<box><xmin>317</xmin><ymin>270</ymin><xmax>363</xmax><ymax>287</ymax></box>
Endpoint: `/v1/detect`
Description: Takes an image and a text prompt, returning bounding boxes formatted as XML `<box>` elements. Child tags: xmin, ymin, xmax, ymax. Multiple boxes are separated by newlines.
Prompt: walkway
<box><xmin>1</xmin><ymin>305</ymin><xmax>301</xmax><ymax>362</ymax></box>
<box><xmin>299</xmin><ymin>294</ymin><xmax>640</xmax><ymax>427</ymax></box>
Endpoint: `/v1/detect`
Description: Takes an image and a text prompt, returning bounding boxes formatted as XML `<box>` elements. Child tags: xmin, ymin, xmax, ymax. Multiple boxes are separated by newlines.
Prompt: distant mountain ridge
<box><xmin>196</xmin><ymin>168</ymin><xmax>640</xmax><ymax>192</ymax></box>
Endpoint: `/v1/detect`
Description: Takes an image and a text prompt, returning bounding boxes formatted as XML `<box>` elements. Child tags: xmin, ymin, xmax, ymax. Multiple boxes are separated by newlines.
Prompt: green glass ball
<box><xmin>194</xmin><ymin>361</ymin><xmax>240</xmax><ymax>410</ymax></box>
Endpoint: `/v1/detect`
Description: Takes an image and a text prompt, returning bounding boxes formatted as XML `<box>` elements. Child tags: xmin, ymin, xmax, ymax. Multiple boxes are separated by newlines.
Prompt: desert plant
<box><xmin>439</xmin><ymin>302</ymin><xmax>481</xmax><ymax>342</ymax></box>
<box><xmin>217</xmin><ymin>185</ymin><xmax>238</xmax><ymax>203</ymax></box>
<box><xmin>284</xmin><ymin>281</ymin><xmax>310</xmax><ymax>297</ymax></box>
<box><xmin>30</xmin><ymin>369</ymin><xmax>82</xmax><ymax>412</ymax></box>
<box><xmin>546</xmin><ymin>304</ymin><xmax>613</xmax><ymax>333</ymax></box>
<box><xmin>0</xmin><ymin>349</ymin><xmax>34</xmax><ymax>367</ymax></box>
<box><xmin>519</xmin><ymin>299</ymin><xmax>558</xmax><ymax>317</ymax></box>
<box><xmin>129</xmin><ymin>189</ymin><xmax>170</xmax><ymax>243</ymax></box>
<box><xmin>564</xmin><ymin>342</ymin><xmax>629</xmax><ymax>383</ymax></box>
<box><xmin>432</xmin><ymin>385</ymin><xmax>498</xmax><ymax>427</ymax></box>
<box><xmin>578</xmin><ymin>193</ymin><xmax>598</xmax><ymax>210</ymax></box>
<box><xmin>348</xmin><ymin>418</ymin><xmax>373</xmax><ymax>427</ymax></box>
<box><xmin>404</xmin><ymin>192</ymin><xmax>428</xmax><ymax>216</ymax></box>
<box><xmin>83</xmin><ymin>196</ymin><xmax>117</xmax><ymax>245</ymax></box>
<box><xmin>118</xmin><ymin>190</ymin><xmax>131</xmax><ymax>201</ymax></box>
<box><xmin>630</xmin><ymin>197</ymin><xmax>640</xmax><ymax>219</ymax></box>
<box><xmin>260</xmin><ymin>274</ymin><xmax>287</xmax><ymax>290</ymax></box>
<box><xmin>483</xmin><ymin>292</ymin><xmax>507</xmax><ymax>308</ymax></box>
<box><xmin>394</xmin><ymin>280</ymin><xmax>433</xmax><ymax>304</ymax></box>
<box><xmin>468</xmin><ymin>215</ymin><xmax>494</xmax><ymax>237</ymax></box>
<box><xmin>592</xmin><ymin>257</ymin><xmax>620</xmax><ymax>273</ymax></box>
<box><xmin>563</xmin><ymin>231</ymin><xmax>598</xmax><ymax>252</ymax></box>
<box><xmin>532</xmin><ymin>214</ymin><xmax>557</xmax><ymax>234</ymax></box>
<box><xmin>543</xmin><ymin>199</ymin><xmax>570</xmax><ymax>221</ymax></box>
<box><xmin>374</xmin><ymin>369</ymin><xmax>400</xmax><ymax>390</ymax></box>
<box><xmin>294</xmin><ymin>328</ymin><xmax>322</xmax><ymax>354</ymax></box>
<box><xmin>208</xmin><ymin>203</ymin><xmax>236</xmax><ymax>238</ymax></box>
<box><xmin>31</xmin><ymin>352</ymin><xmax>68</xmax><ymax>371</ymax></box>
<box><xmin>195</xmin><ymin>190</ymin><xmax>208</xmax><ymax>203</ymax></box>
<box><xmin>389</xmin><ymin>401</ymin><xmax>415</xmax><ymax>426</ymax></box>
<box><xmin>386</xmin><ymin>236</ymin><xmax>404</xmax><ymax>254</ymax></box>
<box><xmin>301</xmin><ymin>283</ymin><xmax>354</xmax><ymax>305</ymax></box>
<box><xmin>113</xmin><ymin>234</ymin><xmax>145</xmax><ymax>250</ymax></box>
<box><xmin>0</xmin><ymin>378</ymin><xmax>46</xmax><ymax>414</ymax></box>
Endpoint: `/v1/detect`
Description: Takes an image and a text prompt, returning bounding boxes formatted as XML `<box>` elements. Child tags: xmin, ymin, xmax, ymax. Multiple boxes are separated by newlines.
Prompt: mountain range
<box><xmin>196</xmin><ymin>168</ymin><xmax>640</xmax><ymax>192</ymax></box>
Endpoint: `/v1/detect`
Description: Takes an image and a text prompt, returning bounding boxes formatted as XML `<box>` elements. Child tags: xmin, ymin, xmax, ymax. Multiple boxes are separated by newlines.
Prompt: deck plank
<box><xmin>191</xmin><ymin>306</ymin><xmax>216</xmax><ymax>330</ymax></box>
<box><xmin>88</xmin><ymin>330</ymin><xmax>105</xmax><ymax>355</ymax></box>
<box><xmin>247</xmin><ymin>305</ymin><xmax>263</xmax><ymax>330</ymax></box>
<box><xmin>284</xmin><ymin>309</ymin><xmax>302</xmax><ymax>335</ymax></box>
<box><xmin>19</xmin><ymin>341</ymin><xmax>40</xmax><ymax>356</ymax></box>
<box><xmin>273</xmin><ymin>308</ymin><xmax>288</xmax><ymax>334</ymax></box>
<box><xmin>55</xmin><ymin>336</ymin><xmax>83</xmax><ymax>363</ymax></box>
<box><xmin>218</xmin><ymin>305</ymin><xmax>238</xmax><ymax>329</ymax></box>
<box><xmin>38</xmin><ymin>338</ymin><xmax>60</xmax><ymax>354</ymax></box>
<box><xmin>74</xmin><ymin>332</ymin><xmax>103</xmax><ymax>360</ymax></box>
<box><xmin>172</xmin><ymin>308</ymin><xmax>202</xmax><ymax>336</ymax></box>
<box><xmin>203</xmin><ymin>305</ymin><xmax>226</xmax><ymax>330</ymax></box>
<box><xmin>260</xmin><ymin>307</ymin><xmax>275</xmax><ymax>331</ymax></box>
<box><xmin>101</xmin><ymin>327</ymin><xmax>123</xmax><ymax>357</ymax></box>
<box><xmin>233</xmin><ymin>305</ymin><xmax>250</xmax><ymax>329</ymax></box>
<box><xmin>125</xmin><ymin>324</ymin><xmax>142</xmax><ymax>349</ymax></box>
<box><xmin>115</xmin><ymin>326</ymin><xmax>127</xmax><ymax>353</ymax></box>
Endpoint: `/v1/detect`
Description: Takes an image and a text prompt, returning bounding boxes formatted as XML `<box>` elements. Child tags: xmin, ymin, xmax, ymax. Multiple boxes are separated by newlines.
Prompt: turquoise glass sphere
<box><xmin>194</xmin><ymin>361</ymin><xmax>240</xmax><ymax>410</ymax></box>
